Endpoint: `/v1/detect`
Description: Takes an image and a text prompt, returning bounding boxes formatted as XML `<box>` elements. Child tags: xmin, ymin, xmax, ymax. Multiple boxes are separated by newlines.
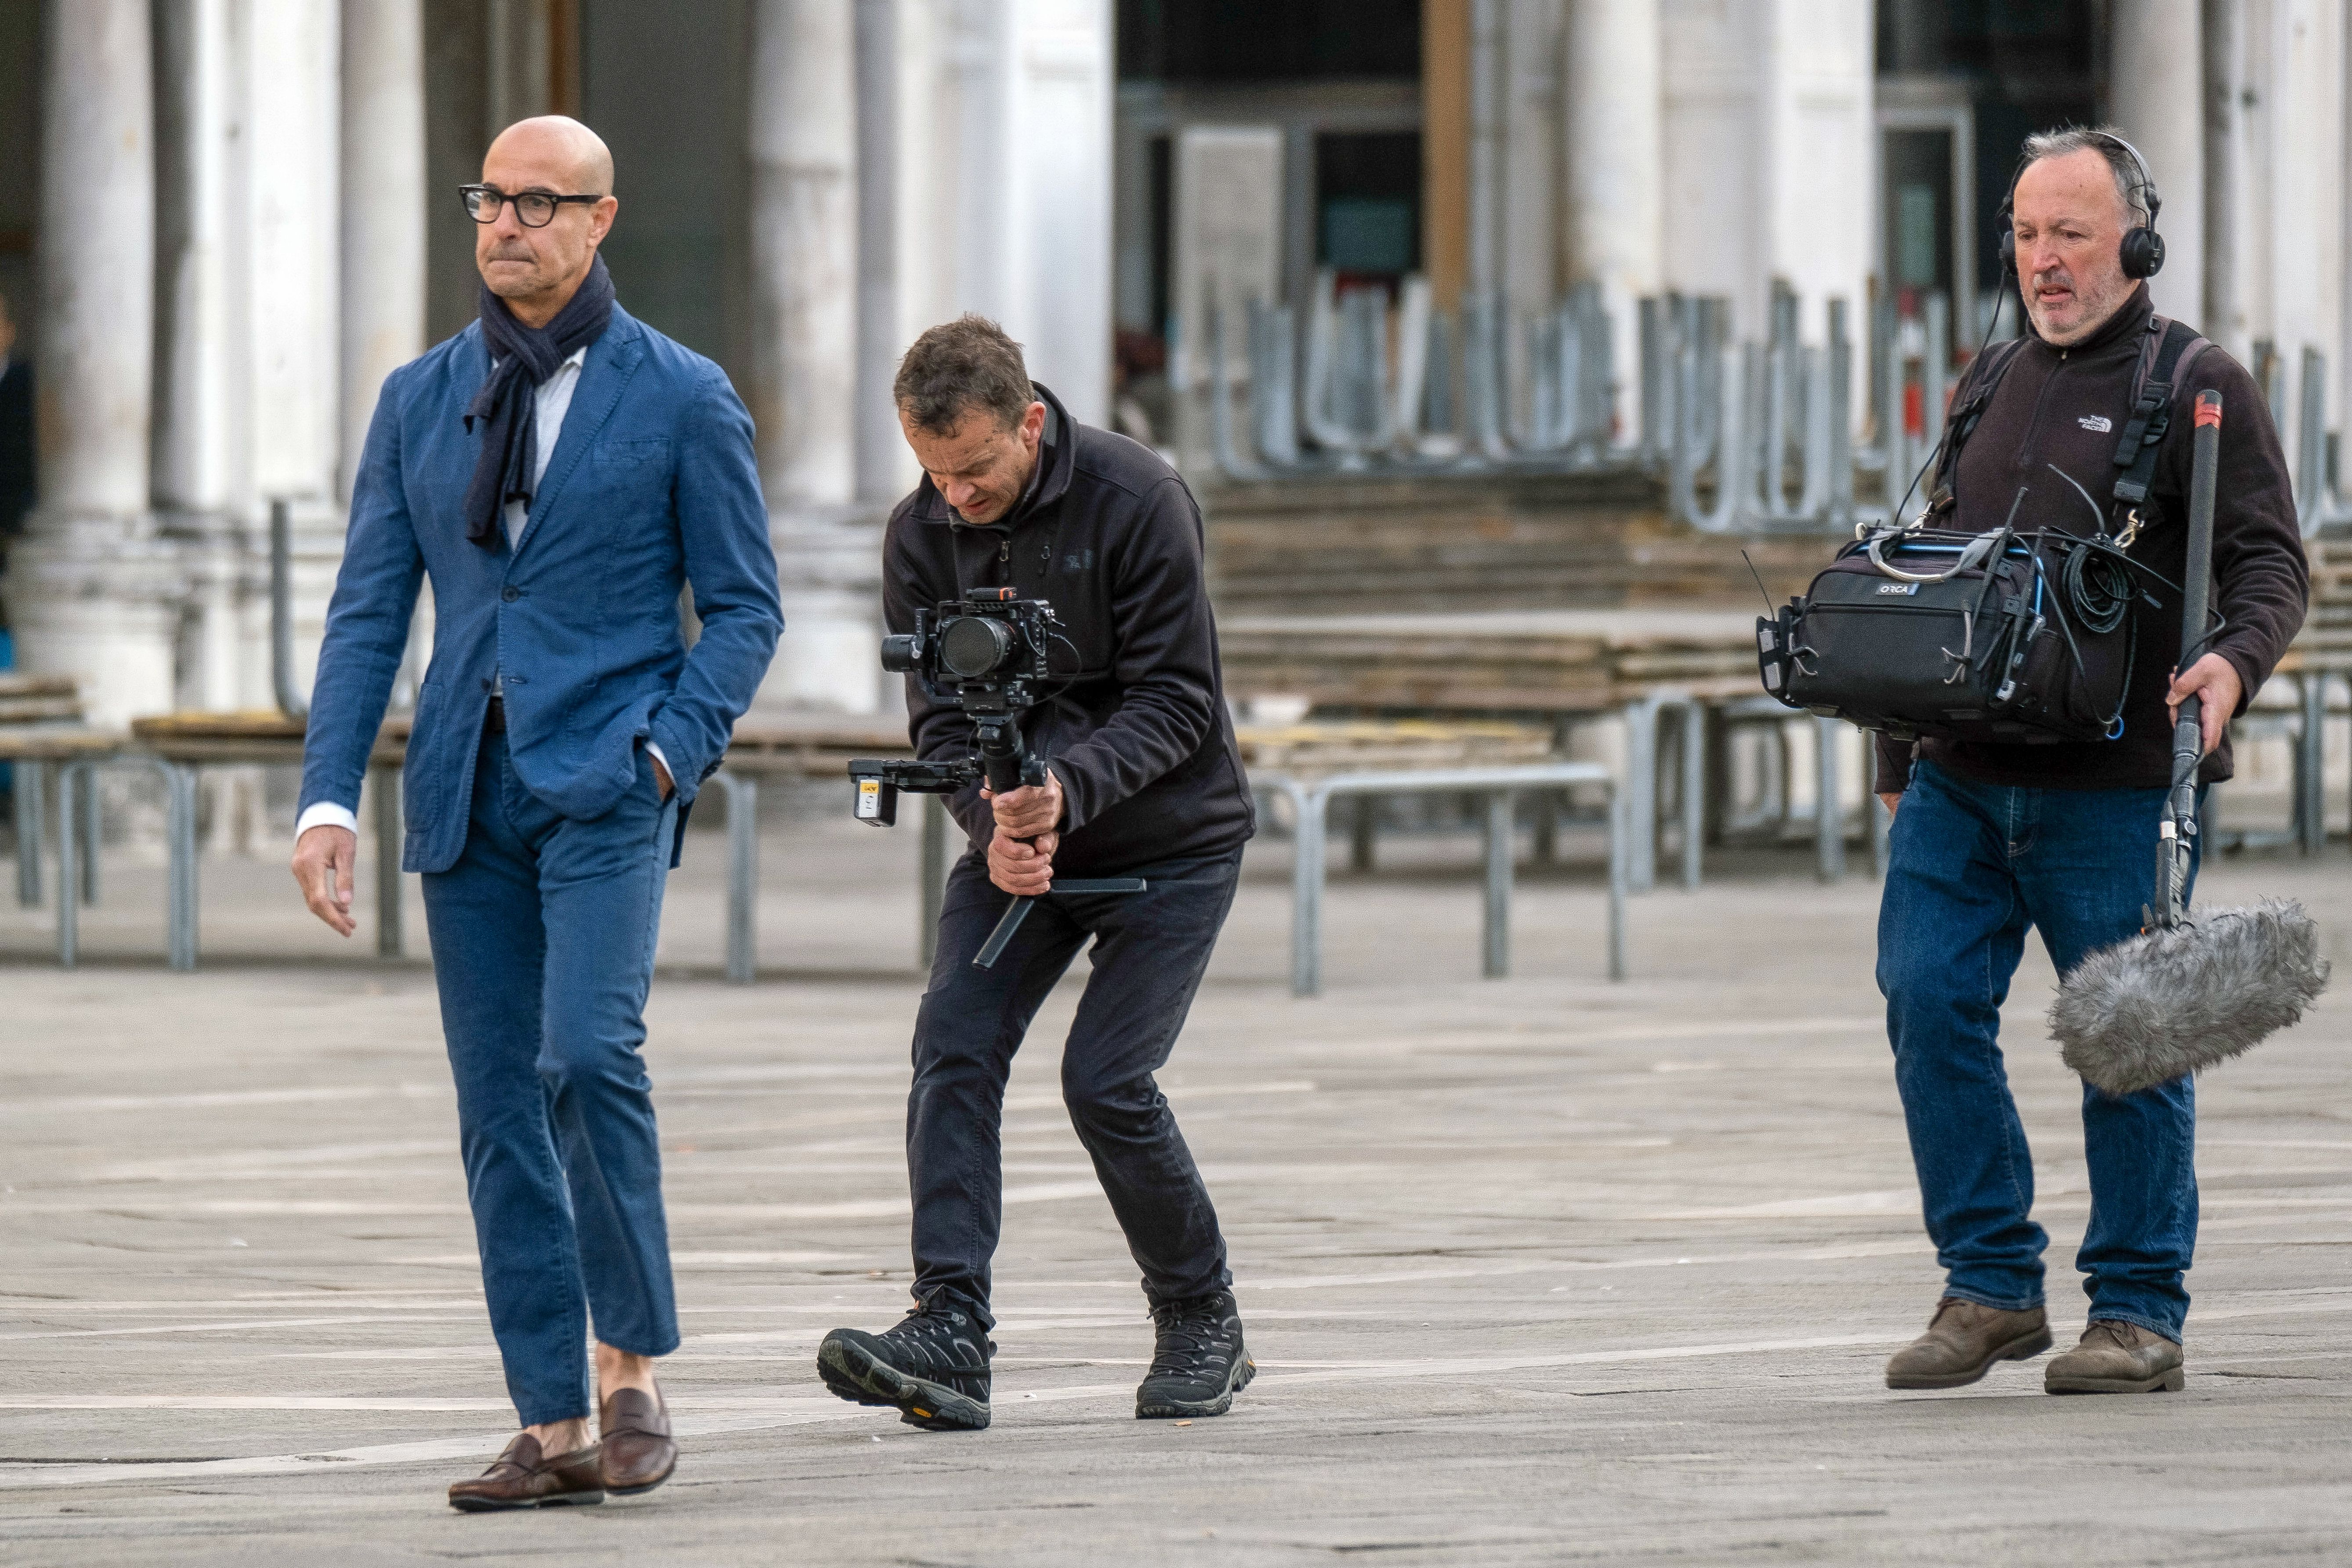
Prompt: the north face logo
<box><xmin>2078</xmin><ymin>414</ymin><xmax>2114</xmax><ymax>433</ymax></box>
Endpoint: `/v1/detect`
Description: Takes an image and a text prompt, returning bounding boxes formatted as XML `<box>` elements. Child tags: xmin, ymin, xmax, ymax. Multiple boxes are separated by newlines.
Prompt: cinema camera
<box><xmin>848</xmin><ymin>589</ymin><xmax>1143</xmax><ymax>969</ymax></box>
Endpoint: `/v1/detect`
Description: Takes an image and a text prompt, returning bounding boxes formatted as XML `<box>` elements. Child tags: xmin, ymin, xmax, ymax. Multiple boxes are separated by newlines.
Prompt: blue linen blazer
<box><xmin>298</xmin><ymin>305</ymin><xmax>783</xmax><ymax>873</ymax></box>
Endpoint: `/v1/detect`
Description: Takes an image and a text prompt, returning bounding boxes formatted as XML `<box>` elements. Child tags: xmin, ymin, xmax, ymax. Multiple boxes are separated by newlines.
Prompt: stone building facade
<box><xmin>0</xmin><ymin>0</ymin><xmax>2344</xmax><ymax>740</ymax></box>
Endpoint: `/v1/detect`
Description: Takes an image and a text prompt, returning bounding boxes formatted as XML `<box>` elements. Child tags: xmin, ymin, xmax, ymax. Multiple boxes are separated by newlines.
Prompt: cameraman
<box><xmin>818</xmin><ymin>315</ymin><xmax>1257</xmax><ymax>1431</ymax></box>
<box><xmin>1876</xmin><ymin>130</ymin><xmax>2306</xmax><ymax>1397</ymax></box>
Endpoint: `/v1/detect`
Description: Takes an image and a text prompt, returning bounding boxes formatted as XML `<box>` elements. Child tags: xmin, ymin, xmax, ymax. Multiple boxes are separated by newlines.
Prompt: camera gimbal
<box><xmin>850</xmin><ymin>590</ymin><xmax>1142</xmax><ymax>968</ymax></box>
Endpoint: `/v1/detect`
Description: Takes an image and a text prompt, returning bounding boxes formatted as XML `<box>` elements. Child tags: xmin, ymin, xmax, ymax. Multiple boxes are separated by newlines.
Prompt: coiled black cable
<box><xmin>2062</xmin><ymin>541</ymin><xmax>2136</xmax><ymax>635</ymax></box>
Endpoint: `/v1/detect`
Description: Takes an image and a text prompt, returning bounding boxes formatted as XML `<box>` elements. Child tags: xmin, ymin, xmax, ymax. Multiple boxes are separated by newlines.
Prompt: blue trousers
<box><xmin>421</xmin><ymin>733</ymin><xmax>681</xmax><ymax>1424</ymax></box>
<box><xmin>1877</xmin><ymin>758</ymin><xmax>2200</xmax><ymax>1342</ymax></box>
<box><xmin>908</xmin><ymin>848</ymin><xmax>1241</xmax><ymax>1328</ymax></box>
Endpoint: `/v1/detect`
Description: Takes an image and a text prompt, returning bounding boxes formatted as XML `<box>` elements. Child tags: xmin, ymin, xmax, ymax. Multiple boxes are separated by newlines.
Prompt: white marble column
<box><xmin>904</xmin><ymin>0</ymin><xmax>1113</xmax><ymax>427</ymax></box>
<box><xmin>246</xmin><ymin>0</ymin><xmax>344</xmax><ymax>719</ymax></box>
<box><xmin>2110</xmin><ymin>0</ymin><xmax>2206</xmax><ymax>329</ymax></box>
<box><xmin>154</xmin><ymin>0</ymin><xmax>244</xmax><ymax>714</ymax></box>
<box><xmin>2261</xmin><ymin>0</ymin><xmax>2344</xmax><ymax>474</ymax></box>
<box><xmin>752</xmin><ymin>0</ymin><xmax>858</xmax><ymax>508</ymax></box>
<box><xmin>1756</xmin><ymin>0</ymin><xmax>1873</xmax><ymax>359</ymax></box>
<box><xmin>853</xmin><ymin>0</ymin><xmax>905</xmax><ymax>502</ymax></box>
<box><xmin>341</xmin><ymin>0</ymin><xmax>426</xmax><ymax>505</ymax></box>
<box><xmin>7</xmin><ymin>0</ymin><xmax>180</xmax><ymax>729</ymax></box>
<box><xmin>342</xmin><ymin>0</ymin><xmax>429</xmax><ymax>707</ymax></box>
<box><xmin>1563</xmin><ymin>0</ymin><xmax>1661</xmax><ymax>440</ymax></box>
<box><xmin>753</xmin><ymin>0</ymin><xmax>878</xmax><ymax>713</ymax></box>
<box><xmin>1660</xmin><ymin>0</ymin><xmax>1871</xmax><ymax>352</ymax></box>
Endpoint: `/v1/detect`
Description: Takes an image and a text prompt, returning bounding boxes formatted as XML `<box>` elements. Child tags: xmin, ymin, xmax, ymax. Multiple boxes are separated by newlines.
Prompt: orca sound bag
<box><xmin>1756</xmin><ymin>529</ymin><xmax>2137</xmax><ymax>744</ymax></box>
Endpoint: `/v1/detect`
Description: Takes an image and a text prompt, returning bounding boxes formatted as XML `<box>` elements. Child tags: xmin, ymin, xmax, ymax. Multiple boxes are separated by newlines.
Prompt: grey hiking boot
<box><xmin>818</xmin><ymin>1295</ymin><xmax>994</xmax><ymax>1431</ymax></box>
<box><xmin>1884</xmin><ymin>1297</ymin><xmax>2052</xmax><ymax>1389</ymax></box>
<box><xmin>2044</xmin><ymin>1320</ymin><xmax>2185</xmax><ymax>1394</ymax></box>
<box><xmin>1136</xmin><ymin>1290</ymin><xmax>1255</xmax><ymax>1419</ymax></box>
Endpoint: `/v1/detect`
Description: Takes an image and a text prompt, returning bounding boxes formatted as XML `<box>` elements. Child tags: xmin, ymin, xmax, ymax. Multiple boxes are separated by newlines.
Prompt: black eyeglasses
<box><xmin>460</xmin><ymin>184</ymin><xmax>603</xmax><ymax>228</ymax></box>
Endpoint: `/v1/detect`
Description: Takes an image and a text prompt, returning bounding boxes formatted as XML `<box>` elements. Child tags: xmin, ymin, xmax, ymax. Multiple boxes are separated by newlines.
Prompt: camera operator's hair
<box><xmin>895</xmin><ymin>315</ymin><xmax>1037</xmax><ymax>435</ymax></box>
<box><xmin>2020</xmin><ymin>126</ymin><xmax>2151</xmax><ymax>227</ymax></box>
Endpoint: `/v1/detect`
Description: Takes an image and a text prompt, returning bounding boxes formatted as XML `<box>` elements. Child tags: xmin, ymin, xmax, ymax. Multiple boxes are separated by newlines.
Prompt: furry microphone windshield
<box><xmin>2051</xmin><ymin>900</ymin><xmax>2329</xmax><ymax>1097</ymax></box>
<box><xmin>2049</xmin><ymin>389</ymin><xmax>2329</xmax><ymax>1097</ymax></box>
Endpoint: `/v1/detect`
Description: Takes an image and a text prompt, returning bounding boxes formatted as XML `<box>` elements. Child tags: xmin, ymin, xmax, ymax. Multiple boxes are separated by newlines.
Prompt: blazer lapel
<box><xmin>511</xmin><ymin>308</ymin><xmax>649</xmax><ymax>560</ymax></box>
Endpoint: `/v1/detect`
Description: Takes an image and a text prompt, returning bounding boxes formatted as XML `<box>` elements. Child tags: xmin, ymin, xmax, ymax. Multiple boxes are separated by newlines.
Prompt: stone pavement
<box><xmin>4</xmin><ymin>805</ymin><xmax>2352</xmax><ymax>1565</ymax></box>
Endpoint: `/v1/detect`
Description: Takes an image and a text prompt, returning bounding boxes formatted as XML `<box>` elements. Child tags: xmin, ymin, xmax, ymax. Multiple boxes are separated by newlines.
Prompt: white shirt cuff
<box><xmin>295</xmin><ymin>802</ymin><xmax>360</xmax><ymax>839</ymax></box>
<box><xmin>645</xmin><ymin>741</ymin><xmax>672</xmax><ymax>779</ymax></box>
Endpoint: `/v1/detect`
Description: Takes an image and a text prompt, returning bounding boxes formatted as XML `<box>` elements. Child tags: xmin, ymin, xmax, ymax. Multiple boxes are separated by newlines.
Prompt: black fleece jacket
<box><xmin>1876</xmin><ymin>286</ymin><xmax>2309</xmax><ymax>794</ymax></box>
<box><xmin>883</xmin><ymin>385</ymin><xmax>1256</xmax><ymax>876</ymax></box>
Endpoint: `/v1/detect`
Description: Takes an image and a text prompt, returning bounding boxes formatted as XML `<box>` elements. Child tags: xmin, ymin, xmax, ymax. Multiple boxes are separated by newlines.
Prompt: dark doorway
<box><xmin>1118</xmin><ymin>0</ymin><xmax>1421</xmax><ymax>83</ymax></box>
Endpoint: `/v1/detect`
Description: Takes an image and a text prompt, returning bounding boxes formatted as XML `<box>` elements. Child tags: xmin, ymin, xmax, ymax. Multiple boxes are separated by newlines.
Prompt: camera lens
<box><xmin>937</xmin><ymin>616</ymin><xmax>1015</xmax><ymax>679</ymax></box>
<box><xmin>879</xmin><ymin>634</ymin><xmax>922</xmax><ymax>673</ymax></box>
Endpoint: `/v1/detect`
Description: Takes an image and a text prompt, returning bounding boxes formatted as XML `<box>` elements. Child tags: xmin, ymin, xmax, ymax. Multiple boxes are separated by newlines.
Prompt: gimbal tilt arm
<box><xmin>848</xmin><ymin>720</ymin><xmax>1144</xmax><ymax>968</ymax></box>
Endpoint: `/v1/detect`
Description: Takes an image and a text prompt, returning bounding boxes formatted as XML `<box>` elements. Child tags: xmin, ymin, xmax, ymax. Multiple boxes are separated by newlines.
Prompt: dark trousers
<box><xmin>1877</xmin><ymin>759</ymin><xmax>2201</xmax><ymax>1342</ymax></box>
<box><xmin>420</xmin><ymin>734</ymin><xmax>681</xmax><ymax>1425</ymax></box>
<box><xmin>908</xmin><ymin>847</ymin><xmax>1242</xmax><ymax>1327</ymax></box>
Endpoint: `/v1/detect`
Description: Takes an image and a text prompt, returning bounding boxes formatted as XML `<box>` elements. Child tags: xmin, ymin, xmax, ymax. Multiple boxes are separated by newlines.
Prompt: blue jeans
<box><xmin>1877</xmin><ymin>759</ymin><xmax>2200</xmax><ymax>1343</ymax></box>
<box><xmin>907</xmin><ymin>848</ymin><xmax>1241</xmax><ymax>1328</ymax></box>
<box><xmin>420</xmin><ymin>733</ymin><xmax>681</xmax><ymax>1424</ymax></box>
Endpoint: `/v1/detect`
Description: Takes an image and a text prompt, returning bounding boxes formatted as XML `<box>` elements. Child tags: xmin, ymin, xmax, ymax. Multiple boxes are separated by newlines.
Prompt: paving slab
<box><xmin>3</xmin><ymin>808</ymin><xmax>2351</xmax><ymax>1565</ymax></box>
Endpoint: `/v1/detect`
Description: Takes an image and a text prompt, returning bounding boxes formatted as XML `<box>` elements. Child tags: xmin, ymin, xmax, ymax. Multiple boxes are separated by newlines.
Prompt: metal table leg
<box><xmin>1624</xmin><ymin>696</ymin><xmax>1660</xmax><ymax>891</ymax></box>
<box><xmin>1349</xmin><ymin>794</ymin><xmax>1377</xmax><ymax>872</ymax></box>
<box><xmin>14</xmin><ymin>756</ymin><xmax>42</xmax><ymax>908</ymax></box>
<box><xmin>2298</xmin><ymin>670</ymin><xmax>2329</xmax><ymax>857</ymax></box>
<box><xmin>1482</xmin><ymin>790</ymin><xmax>1512</xmax><ymax>978</ymax></box>
<box><xmin>54</xmin><ymin>763</ymin><xmax>77</xmax><ymax>967</ymax></box>
<box><xmin>1606</xmin><ymin>782</ymin><xmax>1628</xmax><ymax>981</ymax></box>
<box><xmin>1288</xmin><ymin>781</ymin><xmax>1323</xmax><ymax>999</ymax></box>
<box><xmin>920</xmin><ymin>793</ymin><xmax>949</xmax><ymax>970</ymax></box>
<box><xmin>718</xmin><ymin>771</ymin><xmax>757</xmax><ymax>985</ymax></box>
<box><xmin>1679</xmin><ymin>700</ymin><xmax>1706</xmax><ymax>890</ymax></box>
<box><xmin>1814</xmin><ymin>714</ymin><xmax>1845</xmax><ymax>883</ymax></box>
<box><xmin>370</xmin><ymin>764</ymin><xmax>404</xmax><ymax>958</ymax></box>
<box><xmin>1863</xmin><ymin>730</ymin><xmax>1891</xmax><ymax>875</ymax></box>
<box><xmin>163</xmin><ymin>763</ymin><xmax>199</xmax><ymax>971</ymax></box>
<box><xmin>75</xmin><ymin>762</ymin><xmax>99</xmax><ymax>907</ymax></box>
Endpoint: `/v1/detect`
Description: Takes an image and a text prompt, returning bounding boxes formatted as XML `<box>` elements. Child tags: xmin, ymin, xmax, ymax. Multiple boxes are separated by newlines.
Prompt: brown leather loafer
<box><xmin>2045</xmin><ymin>1320</ymin><xmax>2185</xmax><ymax>1393</ymax></box>
<box><xmin>1885</xmin><ymin>1297</ymin><xmax>2052</xmax><ymax>1389</ymax></box>
<box><xmin>599</xmin><ymin>1385</ymin><xmax>677</xmax><ymax>1496</ymax></box>
<box><xmin>447</xmin><ymin>1433</ymin><xmax>604</xmax><ymax>1511</ymax></box>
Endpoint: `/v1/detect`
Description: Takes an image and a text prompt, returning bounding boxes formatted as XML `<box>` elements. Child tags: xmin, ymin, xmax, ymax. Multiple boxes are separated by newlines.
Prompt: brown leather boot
<box><xmin>2044</xmin><ymin>1320</ymin><xmax>2185</xmax><ymax>1394</ymax></box>
<box><xmin>599</xmin><ymin>1384</ymin><xmax>677</xmax><ymax>1496</ymax></box>
<box><xmin>447</xmin><ymin>1433</ymin><xmax>604</xmax><ymax>1511</ymax></box>
<box><xmin>1884</xmin><ymin>1297</ymin><xmax>2052</xmax><ymax>1389</ymax></box>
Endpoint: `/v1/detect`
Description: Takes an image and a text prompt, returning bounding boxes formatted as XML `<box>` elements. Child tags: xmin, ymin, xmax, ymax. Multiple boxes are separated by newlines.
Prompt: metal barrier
<box><xmin>1207</xmin><ymin>275</ymin><xmax>1977</xmax><ymax>536</ymax></box>
<box><xmin>1622</xmin><ymin>688</ymin><xmax>1706</xmax><ymax>891</ymax></box>
<box><xmin>1259</xmin><ymin>760</ymin><xmax>1626</xmax><ymax>998</ymax></box>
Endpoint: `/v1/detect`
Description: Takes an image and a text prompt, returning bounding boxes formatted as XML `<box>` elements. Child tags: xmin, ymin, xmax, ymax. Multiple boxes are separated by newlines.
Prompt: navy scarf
<box><xmin>461</xmin><ymin>253</ymin><xmax>616</xmax><ymax>550</ymax></box>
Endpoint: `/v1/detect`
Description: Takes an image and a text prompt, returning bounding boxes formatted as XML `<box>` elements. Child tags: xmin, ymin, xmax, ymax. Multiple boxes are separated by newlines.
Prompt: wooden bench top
<box><xmin>1232</xmin><ymin>719</ymin><xmax>1555</xmax><ymax>773</ymax></box>
<box><xmin>0</xmin><ymin>728</ymin><xmax>131</xmax><ymax>761</ymax></box>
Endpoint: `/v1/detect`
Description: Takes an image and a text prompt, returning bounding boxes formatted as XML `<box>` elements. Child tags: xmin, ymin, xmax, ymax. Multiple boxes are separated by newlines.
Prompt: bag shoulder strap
<box><xmin>2111</xmin><ymin>315</ymin><xmax>2211</xmax><ymax>508</ymax></box>
<box><xmin>1929</xmin><ymin>335</ymin><xmax>2031</xmax><ymax>500</ymax></box>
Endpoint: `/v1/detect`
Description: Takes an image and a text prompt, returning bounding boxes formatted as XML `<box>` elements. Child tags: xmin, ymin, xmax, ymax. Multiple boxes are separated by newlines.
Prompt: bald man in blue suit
<box><xmin>293</xmin><ymin>117</ymin><xmax>781</xmax><ymax>1511</ymax></box>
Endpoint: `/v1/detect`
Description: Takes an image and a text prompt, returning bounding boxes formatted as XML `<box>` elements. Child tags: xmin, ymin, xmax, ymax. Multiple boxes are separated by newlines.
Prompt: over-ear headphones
<box><xmin>1998</xmin><ymin>130</ymin><xmax>2166</xmax><ymax>281</ymax></box>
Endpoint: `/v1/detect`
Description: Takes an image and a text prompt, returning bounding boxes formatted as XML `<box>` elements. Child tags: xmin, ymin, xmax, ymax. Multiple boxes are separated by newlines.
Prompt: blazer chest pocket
<box><xmin>594</xmin><ymin>438</ymin><xmax>672</xmax><ymax>470</ymax></box>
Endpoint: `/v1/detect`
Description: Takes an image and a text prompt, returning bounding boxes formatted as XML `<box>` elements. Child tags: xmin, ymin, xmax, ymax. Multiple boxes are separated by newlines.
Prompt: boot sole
<box><xmin>1885</xmin><ymin>1326</ymin><xmax>2054</xmax><ymax>1390</ymax></box>
<box><xmin>1138</xmin><ymin>1354</ymin><xmax>1256</xmax><ymax>1420</ymax></box>
<box><xmin>449</xmin><ymin>1489</ymin><xmax>604</xmax><ymax>1512</ymax></box>
<box><xmin>817</xmin><ymin>1334</ymin><xmax>991</xmax><ymax>1431</ymax></box>
<box><xmin>2046</xmin><ymin>1366</ymin><xmax>2186</xmax><ymax>1394</ymax></box>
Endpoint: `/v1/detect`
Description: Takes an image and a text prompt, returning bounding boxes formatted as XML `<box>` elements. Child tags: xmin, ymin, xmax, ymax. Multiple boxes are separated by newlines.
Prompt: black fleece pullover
<box><xmin>883</xmin><ymin>385</ymin><xmax>1256</xmax><ymax>876</ymax></box>
<box><xmin>1876</xmin><ymin>285</ymin><xmax>2309</xmax><ymax>794</ymax></box>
